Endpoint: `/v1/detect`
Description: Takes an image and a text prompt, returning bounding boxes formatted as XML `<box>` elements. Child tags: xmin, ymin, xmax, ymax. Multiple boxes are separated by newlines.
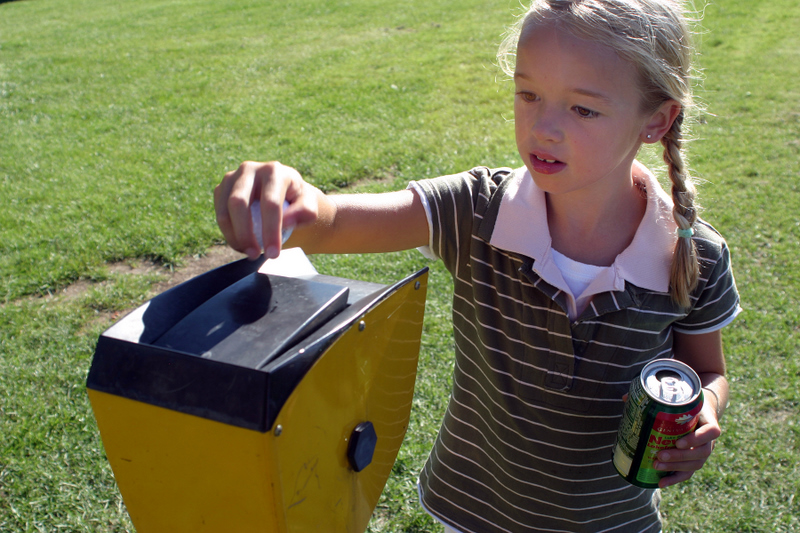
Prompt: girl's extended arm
<box><xmin>214</xmin><ymin>161</ymin><xmax>429</xmax><ymax>259</ymax></box>
<box><xmin>655</xmin><ymin>329</ymin><xmax>729</xmax><ymax>488</ymax></box>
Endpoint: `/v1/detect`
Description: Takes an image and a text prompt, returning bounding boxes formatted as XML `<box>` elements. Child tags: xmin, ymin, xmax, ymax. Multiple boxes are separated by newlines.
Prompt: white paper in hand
<box><xmin>250</xmin><ymin>200</ymin><xmax>295</xmax><ymax>252</ymax></box>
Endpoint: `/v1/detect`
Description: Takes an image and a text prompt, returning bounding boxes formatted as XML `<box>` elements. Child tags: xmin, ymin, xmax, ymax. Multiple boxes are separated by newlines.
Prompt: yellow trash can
<box><xmin>87</xmin><ymin>250</ymin><xmax>428</xmax><ymax>532</ymax></box>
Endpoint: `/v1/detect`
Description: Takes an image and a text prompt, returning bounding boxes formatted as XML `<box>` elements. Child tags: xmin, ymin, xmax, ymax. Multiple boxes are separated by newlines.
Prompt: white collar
<box><xmin>489</xmin><ymin>167</ymin><xmax>677</xmax><ymax>298</ymax></box>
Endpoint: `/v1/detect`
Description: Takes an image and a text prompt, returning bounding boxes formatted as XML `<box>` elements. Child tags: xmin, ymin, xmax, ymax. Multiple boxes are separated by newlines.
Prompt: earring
<box><xmin>646</xmin><ymin>134</ymin><xmax>652</xmax><ymax>140</ymax></box>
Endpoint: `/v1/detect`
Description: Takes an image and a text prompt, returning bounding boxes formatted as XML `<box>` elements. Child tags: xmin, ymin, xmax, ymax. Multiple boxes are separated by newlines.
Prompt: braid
<box><xmin>662</xmin><ymin>110</ymin><xmax>700</xmax><ymax>307</ymax></box>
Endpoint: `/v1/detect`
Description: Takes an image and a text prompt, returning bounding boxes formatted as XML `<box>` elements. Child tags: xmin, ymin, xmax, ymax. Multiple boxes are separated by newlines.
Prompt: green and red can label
<box><xmin>612</xmin><ymin>359</ymin><xmax>703</xmax><ymax>488</ymax></box>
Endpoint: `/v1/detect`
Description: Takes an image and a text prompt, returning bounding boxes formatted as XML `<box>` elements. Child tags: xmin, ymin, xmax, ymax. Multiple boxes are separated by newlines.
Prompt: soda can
<box><xmin>612</xmin><ymin>358</ymin><xmax>704</xmax><ymax>488</ymax></box>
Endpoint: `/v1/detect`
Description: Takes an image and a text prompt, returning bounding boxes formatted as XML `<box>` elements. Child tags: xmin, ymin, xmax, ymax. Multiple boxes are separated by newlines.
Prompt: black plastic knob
<box><xmin>347</xmin><ymin>421</ymin><xmax>377</xmax><ymax>472</ymax></box>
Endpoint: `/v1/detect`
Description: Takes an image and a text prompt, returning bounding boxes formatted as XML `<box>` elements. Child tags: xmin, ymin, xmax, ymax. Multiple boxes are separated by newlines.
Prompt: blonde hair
<box><xmin>498</xmin><ymin>0</ymin><xmax>701</xmax><ymax>307</ymax></box>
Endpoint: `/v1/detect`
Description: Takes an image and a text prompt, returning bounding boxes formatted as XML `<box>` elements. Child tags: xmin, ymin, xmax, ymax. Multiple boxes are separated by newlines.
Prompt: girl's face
<box><xmin>513</xmin><ymin>23</ymin><xmax>652</xmax><ymax>197</ymax></box>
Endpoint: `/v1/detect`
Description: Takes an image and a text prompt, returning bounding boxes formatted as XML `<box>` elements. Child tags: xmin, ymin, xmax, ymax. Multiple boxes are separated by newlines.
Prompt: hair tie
<box><xmin>677</xmin><ymin>227</ymin><xmax>694</xmax><ymax>239</ymax></box>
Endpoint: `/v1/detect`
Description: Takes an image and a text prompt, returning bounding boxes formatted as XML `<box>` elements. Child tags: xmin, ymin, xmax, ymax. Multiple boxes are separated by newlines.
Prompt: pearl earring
<box><xmin>646</xmin><ymin>134</ymin><xmax>652</xmax><ymax>140</ymax></box>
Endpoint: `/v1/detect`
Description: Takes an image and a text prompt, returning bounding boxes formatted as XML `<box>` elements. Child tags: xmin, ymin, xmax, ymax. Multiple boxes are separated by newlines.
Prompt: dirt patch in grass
<box><xmin>42</xmin><ymin>245</ymin><xmax>247</xmax><ymax>335</ymax></box>
<box><xmin>8</xmin><ymin>246</ymin><xmax>247</xmax><ymax>311</ymax></box>
<box><xmin>80</xmin><ymin>245</ymin><xmax>246</xmax><ymax>333</ymax></box>
<box><xmin>136</xmin><ymin>245</ymin><xmax>247</xmax><ymax>295</ymax></box>
<box><xmin>60</xmin><ymin>245</ymin><xmax>246</xmax><ymax>302</ymax></box>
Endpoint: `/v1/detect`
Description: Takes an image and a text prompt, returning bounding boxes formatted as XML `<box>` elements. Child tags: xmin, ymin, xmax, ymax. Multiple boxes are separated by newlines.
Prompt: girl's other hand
<box><xmin>654</xmin><ymin>399</ymin><xmax>722</xmax><ymax>488</ymax></box>
<box><xmin>214</xmin><ymin>161</ymin><xmax>319</xmax><ymax>260</ymax></box>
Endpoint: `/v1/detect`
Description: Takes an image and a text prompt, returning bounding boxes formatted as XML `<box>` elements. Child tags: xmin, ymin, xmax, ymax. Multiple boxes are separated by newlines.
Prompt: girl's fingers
<box><xmin>654</xmin><ymin>440</ymin><xmax>715</xmax><ymax>488</ymax></box>
<box><xmin>679</xmin><ymin>424</ymin><xmax>720</xmax><ymax>451</ymax></box>
<box><xmin>655</xmin><ymin>440</ymin><xmax>714</xmax><ymax>475</ymax></box>
<box><xmin>654</xmin><ymin>401</ymin><xmax>721</xmax><ymax>464</ymax></box>
<box><xmin>214</xmin><ymin>161</ymin><xmax>306</xmax><ymax>260</ymax></box>
<box><xmin>658</xmin><ymin>470</ymin><xmax>695</xmax><ymax>488</ymax></box>
<box><xmin>253</xmin><ymin>163</ymin><xmax>305</xmax><ymax>258</ymax></box>
<box><xmin>215</xmin><ymin>163</ymin><xmax>260</xmax><ymax>258</ymax></box>
<box><xmin>654</xmin><ymin>410</ymin><xmax>719</xmax><ymax>487</ymax></box>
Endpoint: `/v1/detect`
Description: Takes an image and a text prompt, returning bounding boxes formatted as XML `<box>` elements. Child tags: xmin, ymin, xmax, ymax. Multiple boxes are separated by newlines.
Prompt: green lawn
<box><xmin>1</xmin><ymin>0</ymin><xmax>798</xmax><ymax>531</ymax></box>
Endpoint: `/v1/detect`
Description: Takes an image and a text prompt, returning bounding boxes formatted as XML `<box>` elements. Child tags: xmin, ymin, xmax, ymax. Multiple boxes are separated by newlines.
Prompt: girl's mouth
<box><xmin>530</xmin><ymin>153</ymin><xmax>566</xmax><ymax>175</ymax></box>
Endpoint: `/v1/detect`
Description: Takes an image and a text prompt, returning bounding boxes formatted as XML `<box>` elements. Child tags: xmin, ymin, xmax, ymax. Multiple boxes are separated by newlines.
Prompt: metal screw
<box><xmin>415</xmin><ymin>281</ymin><xmax>421</xmax><ymax>290</ymax></box>
<box><xmin>274</xmin><ymin>425</ymin><xmax>283</xmax><ymax>437</ymax></box>
<box><xmin>358</xmin><ymin>320</ymin><xmax>366</xmax><ymax>331</ymax></box>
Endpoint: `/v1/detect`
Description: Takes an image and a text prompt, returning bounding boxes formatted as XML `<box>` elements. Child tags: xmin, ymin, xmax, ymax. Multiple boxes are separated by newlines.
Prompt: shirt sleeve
<box><xmin>673</xmin><ymin>222</ymin><xmax>742</xmax><ymax>334</ymax></box>
<box><xmin>407</xmin><ymin>167</ymin><xmax>508</xmax><ymax>275</ymax></box>
<box><xmin>406</xmin><ymin>181</ymin><xmax>438</xmax><ymax>260</ymax></box>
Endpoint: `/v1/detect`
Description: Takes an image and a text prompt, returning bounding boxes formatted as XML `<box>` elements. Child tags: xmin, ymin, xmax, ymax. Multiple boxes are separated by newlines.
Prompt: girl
<box><xmin>215</xmin><ymin>0</ymin><xmax>740</xmax><ymax>531</ymax></box>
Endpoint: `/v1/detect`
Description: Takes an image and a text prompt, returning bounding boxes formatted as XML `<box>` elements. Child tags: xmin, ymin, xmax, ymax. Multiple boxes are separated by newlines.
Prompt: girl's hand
<box><xmin>654</xmin><ymin>397</ymin><xmax>722</xmax><ymax>488</ymax></box>
<box><xmin>216</xmin><ymin>160</ymin><xmax>427</xmax><ymax>257</ymax></box>
<box><xmin>214</xmin><ymin>161</ymin><xmax>320</xmax><ymax>260</ymax></box>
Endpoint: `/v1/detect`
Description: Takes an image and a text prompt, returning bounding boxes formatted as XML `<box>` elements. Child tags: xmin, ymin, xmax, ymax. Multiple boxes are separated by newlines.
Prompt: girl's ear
<box><xmin>642</xmin><ymin>100</ymin><xmax>682</xmax><ymax>143</ymax></box>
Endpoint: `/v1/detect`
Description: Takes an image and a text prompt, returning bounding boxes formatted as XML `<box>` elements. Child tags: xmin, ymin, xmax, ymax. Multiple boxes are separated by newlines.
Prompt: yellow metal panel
<box><xmin>274</xmin><ymin>272</ymin><xmax>428</xmax><ymax>532</ymax></box>
<box><xmin>88</xmin><ymin>389</ymin><xmax>286</xmax><ymax>533</ymax></box>
<box><xmin>88</xmin><ymin>268</ymin><xmax>427</xmax><ymax>533</ymax></box>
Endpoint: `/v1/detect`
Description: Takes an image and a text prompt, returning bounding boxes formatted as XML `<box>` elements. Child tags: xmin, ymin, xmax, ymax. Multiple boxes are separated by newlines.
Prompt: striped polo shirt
<box><xmin>408</xmin><ymin>166</ymin><xmax>740</xmax><ymax>533</ymax></box>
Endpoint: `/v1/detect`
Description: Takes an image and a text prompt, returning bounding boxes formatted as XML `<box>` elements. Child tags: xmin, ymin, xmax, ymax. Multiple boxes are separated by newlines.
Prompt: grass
<box><xmin>1</xmin><ymin>0</ymin><xmax>798</xmax><ymax>531</ymax></box>
<box><xmin>0</xmin><ymin>0</ymin><xmax>517</xmax><ymax>301</ymax></box>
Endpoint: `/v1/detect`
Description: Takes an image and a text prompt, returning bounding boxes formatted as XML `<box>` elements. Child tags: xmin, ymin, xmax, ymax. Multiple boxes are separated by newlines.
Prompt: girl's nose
<box><xmin>530</xmin><ymin>107</ymin><xmax>564</xmax><ymax>143</ymax></box>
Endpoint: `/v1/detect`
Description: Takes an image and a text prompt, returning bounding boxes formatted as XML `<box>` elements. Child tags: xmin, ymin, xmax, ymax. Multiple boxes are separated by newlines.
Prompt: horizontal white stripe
<box><xmin>453</xmin><ymin>317</ymin><xmax>630</xmax><ymax>397</ymax></box>
<box><xmin>452</xmin><ymin>350</ymin><xmax>624</xmax><ymax>434</ymax></box>
<box><xmin>444</xmin><ymin>400</ymin><xmax>620</xmax><ymax>476</ymax></box>
<box><xmin>427</xmin><ymin>445</ymin><xmax>655</xmax><ymax>529</ymax></box>
<box><xmin>435</xmin><ymin>438</ymin><xmax>637</xmax><ymax>511</ymax></box>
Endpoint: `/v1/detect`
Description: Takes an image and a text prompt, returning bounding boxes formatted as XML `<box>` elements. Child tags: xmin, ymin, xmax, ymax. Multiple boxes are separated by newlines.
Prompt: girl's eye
<box><xmin>574</xmin><ymin>106</ymin><xmax>598</xmax><ymax>118</ymax></box>
<box><xmin>516</xmin><ymin>91</ymin><xmax>538</xmax><ymax>103</ymax></box>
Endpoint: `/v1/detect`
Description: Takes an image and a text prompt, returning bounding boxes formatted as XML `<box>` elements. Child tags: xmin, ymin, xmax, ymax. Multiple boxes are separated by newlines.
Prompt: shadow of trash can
<box><xmin>86</xmin><ymin>249</ymin><xmax>428</xmax><ymax>532</ymax></box>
